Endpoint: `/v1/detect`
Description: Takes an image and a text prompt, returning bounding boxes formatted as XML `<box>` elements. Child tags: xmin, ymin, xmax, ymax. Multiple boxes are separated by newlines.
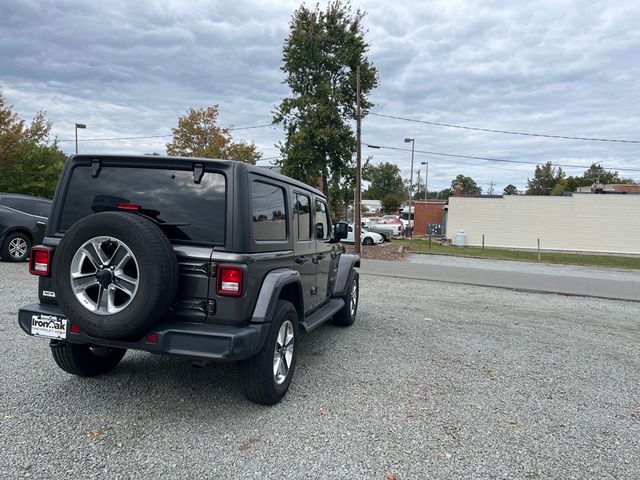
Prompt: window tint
<box><xmin>315</xmin><ymin>200</ymin><xmax>330</xmax><ymax>240</ymax></box>
<box><xmin>294</xmin><ymin>193</ymin><xmax>311</xmax><ymax>241</ymax></box>
<box><xmin>60</xmin><ymin>166</ymin><xmax>226</xmax><ymax>244</ymax></box>
<box><xmin>252</xmin><ymin>181</ymin><xmax>286</xmax><ymax>241</ymax></box>
<box><xmin>36</xmin><ymin>201</ymin><xmax>51</xmax><ymax>217</ymax></box>
<box><xmin>1</xmin><ymin>197</ymin><xmax>36</xmax><ymax>215</ymax></box>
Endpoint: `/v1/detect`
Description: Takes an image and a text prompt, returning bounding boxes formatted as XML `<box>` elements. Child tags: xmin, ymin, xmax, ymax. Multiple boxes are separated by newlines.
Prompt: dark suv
<box><xmin>18</xmin><ymin>155</ymin><xmax>359</xmax><ymax>404</ymax></box>
<box><xmin>0</xmin><ymin>193</ymin><xmax>51</xmax><ymax>261</ymax></box>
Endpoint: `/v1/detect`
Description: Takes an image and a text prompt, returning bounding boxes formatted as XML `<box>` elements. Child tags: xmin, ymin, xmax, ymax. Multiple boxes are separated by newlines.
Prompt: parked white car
<box><xmin>343</xmin><ymin>225</ymin><xmax>384</xmax><ymax>245</ymax></box>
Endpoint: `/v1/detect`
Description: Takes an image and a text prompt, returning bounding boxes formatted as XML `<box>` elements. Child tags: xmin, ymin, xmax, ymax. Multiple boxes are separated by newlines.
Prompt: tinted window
<box><xmin>252</xmin><ymin>181</ymin><xmax>286</xmax><ymax>241</ymax></box>
<box><xmin>294</xmin><ymin>194</ymin><xmax>311</xmax><ymax>241</ymax></box>
<box><xmin>36</xmin><ymin>201</ymin><xmax>51</xmax><ymax>217</ymax></box>
<box><xmin>315</xmin><ymin>200</ymin><xmax>330</xmax><ymax>240</ymax></box>
<box><xmin>1</xmin><ymin>197</ymin><xmax>36</xmax><ymax>215</ymax></box>
<box><xmin>60</xmin><ymin>166</ymin><xmax>226</xmax><ymax>244</ymax></box>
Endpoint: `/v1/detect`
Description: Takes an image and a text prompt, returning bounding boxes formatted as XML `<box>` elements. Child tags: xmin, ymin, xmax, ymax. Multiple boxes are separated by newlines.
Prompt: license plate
<box><xmin>31</xmin><ymin>314</ymin><xmax>67</xmax><ymax>339</ymax></box>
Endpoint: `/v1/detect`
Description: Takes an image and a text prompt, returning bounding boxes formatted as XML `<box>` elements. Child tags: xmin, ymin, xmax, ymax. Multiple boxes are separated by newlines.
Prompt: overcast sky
<box><xmin>2</xmin><ymin>0</ymin><xmax>640</xmax><ymax>192</ymax></box>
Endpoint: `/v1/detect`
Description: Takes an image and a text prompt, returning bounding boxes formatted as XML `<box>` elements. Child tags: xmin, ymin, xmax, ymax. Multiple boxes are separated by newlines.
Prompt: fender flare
<box><xmin>332</xmin><ymin>254</ymin><xmax>360</xmax><ymax>297</ymax></box>
<box><xmin>251</xmin><ymin>269</ymin><xmax>303</xmax><ymax>323</ymax></box>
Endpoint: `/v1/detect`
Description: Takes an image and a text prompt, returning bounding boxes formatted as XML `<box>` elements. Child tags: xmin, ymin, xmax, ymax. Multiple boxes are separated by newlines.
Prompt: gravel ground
<box><xmin>1</xmin><ymin>261</ymin><xmax>639</xmax><ymax>479</ymax></box>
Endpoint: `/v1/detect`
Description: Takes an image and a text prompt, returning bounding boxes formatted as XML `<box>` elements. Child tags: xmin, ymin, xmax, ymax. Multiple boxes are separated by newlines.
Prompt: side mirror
<box><xmin>333</xmin><ymin>222</ymin><xmax>348</xmax><ymax>240</ymax></box>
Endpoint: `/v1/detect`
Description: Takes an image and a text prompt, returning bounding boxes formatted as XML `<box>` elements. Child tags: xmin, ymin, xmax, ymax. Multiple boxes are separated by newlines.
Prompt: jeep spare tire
<box><xmin>53</xmin><ymin>212</ymin><xmax>179</xmax><ymax>339</ymax></box>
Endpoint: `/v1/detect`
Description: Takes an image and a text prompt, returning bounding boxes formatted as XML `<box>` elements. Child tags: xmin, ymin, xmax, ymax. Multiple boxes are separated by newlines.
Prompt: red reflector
<box><xmin>217</xmin><ymin>266</ymin><xmax>243</xmax><ymax>296</ymax></box>
<box><xmin>29</xmin><ymin>247</ymin><xmax>51</xmax><ymax>276</ymax></box>
<box><xmin>146</xmin><ymin>333</ymin><xmax>159</xmax><ymax>344</ymax></box>
<box><xmin>70</xmin><ymin>323</ymin><xmax>81</xmax><ymax>334</ymax></box>
<box><xmin>117</xmin><ymin>203</ymin><xmax>141</xmax><ymax>211</ymax></box>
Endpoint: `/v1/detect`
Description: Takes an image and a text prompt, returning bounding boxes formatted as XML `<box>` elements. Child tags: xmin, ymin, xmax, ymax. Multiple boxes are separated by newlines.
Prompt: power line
<box><xmin>364</xmin><ymin>143</ymin><xmax>640</xmax><ymax>173</ymax></box>
<box><xmin>369</xmin><ymin>112</ymin><xmax>640</xmax><ymax>144</ymax></box>
<box><xmin>55</xmin><ymin>123</ymin><xmax>275</xmax><ymax>143</ymax></box>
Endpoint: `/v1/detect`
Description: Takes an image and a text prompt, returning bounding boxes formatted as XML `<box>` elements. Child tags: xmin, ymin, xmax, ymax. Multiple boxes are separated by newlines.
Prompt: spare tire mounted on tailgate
<box><xmin>53</xmin><ymin>212</ymin><xmax>179</xmax><ymax>339</ymax></box>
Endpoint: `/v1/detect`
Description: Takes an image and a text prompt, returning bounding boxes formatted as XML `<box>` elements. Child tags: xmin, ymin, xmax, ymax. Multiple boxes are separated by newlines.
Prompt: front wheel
<box><xmin>50</xmin><ymin>341</ymin><xmax>126</xmax><ymax>376</ymax></box>
<box><xmin>238</xmin><ymin>300</ymin><xmax>298</xmax><ymax>405</ymax></box>
<box><xmin>363</xmin><ymin>236</ymin><xmax>374</xmax><ymax>246</ymax></box>
<box><xmin>333</xmin><ymin>271</ymin><xmax>359</xmax><ymax>327</ymax></box>
<box><xmin>2</xmin><ymin>232</ymin><xmax>31</xmax><ymax>262</ymax></box>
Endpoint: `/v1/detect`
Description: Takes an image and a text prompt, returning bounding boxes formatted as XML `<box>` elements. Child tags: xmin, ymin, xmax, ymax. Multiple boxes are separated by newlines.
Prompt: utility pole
<box><xmin>354</xmin><ymin>66</ymin><xmax>362</xmax><ymax>254</ymax></box>
<box><xmin>487</xmin><ymin>181</ymin><xmax>496</xmax><ymax>195</ymax></box>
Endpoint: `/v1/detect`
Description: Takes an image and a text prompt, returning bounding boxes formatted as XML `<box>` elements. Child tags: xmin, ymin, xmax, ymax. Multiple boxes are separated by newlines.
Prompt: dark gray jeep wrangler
<box><xmin>18</xmin><ymin>155</ymin><xmax>359</xmax><ymax>405</ymax></box>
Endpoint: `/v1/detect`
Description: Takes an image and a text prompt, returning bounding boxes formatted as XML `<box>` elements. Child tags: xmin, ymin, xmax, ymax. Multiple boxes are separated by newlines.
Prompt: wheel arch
<box><xmin>251</xmin><ymin>269</ymin><xmax>303</xmax><ymax>323</ymax></box>
<box><xmin>2</xmin><ymin>227</ymin><xmax>33</xmax><ymax>246</ymax></box>
<box><xmin>332</xmin><ymin>253</ymin><xmax>360</xmax><ymax>297</ymax></box>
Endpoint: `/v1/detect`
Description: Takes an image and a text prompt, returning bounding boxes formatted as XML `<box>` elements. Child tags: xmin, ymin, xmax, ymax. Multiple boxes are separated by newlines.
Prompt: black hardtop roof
<box><xmin>0</xmin><ymin>192</ymin><xmax>52</xmax><ymax>203</ymax></box>
<box><xmin>68</xmin><ymin>154</ymin><xmax>326</xmax><ymax>199</ymax></box>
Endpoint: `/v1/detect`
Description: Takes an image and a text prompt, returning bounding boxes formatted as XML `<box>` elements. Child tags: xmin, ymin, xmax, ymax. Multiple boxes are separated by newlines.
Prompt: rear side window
<box><xmin>294</xmin><ymin>193</ymin><xmax>311</xmax><ymax>241</ymax></box>
<box><xmin>59</xmin><ymin>166</ymin><xmax>226</xmax><ymax>244</ymax></box>
<box><xmin>1</xmin><ymin>197</ymin><xmax>36</xmax><ymax>215</ymax></box>
<box><xmin>252</xmin><ymin>181</ymin><xmax>286</xmax><ymax>241</ymax></box>
<box><xmin>315</xmin><ymin>200</ymin><xmax>330</xmax><ymax>240</ymax></box>
<box><xmin>36</xmin><ymin>201</ymin><xmax>51</xmax><ymax>217</ymax></box>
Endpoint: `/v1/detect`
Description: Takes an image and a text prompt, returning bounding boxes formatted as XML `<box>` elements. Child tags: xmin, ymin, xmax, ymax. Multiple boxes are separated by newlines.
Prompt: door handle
<box><xmin>295</xmin><ymin>256</ymin><xmax>308</xmax><ymax>265</ymax></box>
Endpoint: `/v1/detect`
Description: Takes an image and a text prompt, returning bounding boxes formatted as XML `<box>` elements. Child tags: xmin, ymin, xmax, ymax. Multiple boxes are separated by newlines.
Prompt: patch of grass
<box><xmin>395</xmin><ymin>238</ymin><xmax>640</xmax><ymax>270</ymax></box>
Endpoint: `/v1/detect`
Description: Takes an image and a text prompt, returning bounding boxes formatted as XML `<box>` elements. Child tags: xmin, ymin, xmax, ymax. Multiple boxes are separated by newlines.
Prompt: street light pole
<box><xmin>75</xmin><ymin>123</ymin><xmax>86</xmax><ymax>154</ymax></box>
<box><xmin>404</xmin><ymin>137</ymin><xmax>415</xmax><ymax>237</ymax></box>
<box><xmin>421</xmin><ymin>161</ymin><xmax>429</xmax><ymax>201</ymax></box>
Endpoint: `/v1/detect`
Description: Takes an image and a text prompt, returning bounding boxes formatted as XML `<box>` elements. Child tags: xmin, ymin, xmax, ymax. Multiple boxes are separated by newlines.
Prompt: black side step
<box><xmin>299</xmin><ymin>298</ymin><xmax>345</xmax><ymax>333</ymax></box>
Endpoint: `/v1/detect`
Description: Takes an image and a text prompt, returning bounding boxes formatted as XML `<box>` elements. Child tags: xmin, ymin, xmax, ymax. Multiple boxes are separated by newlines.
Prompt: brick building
<box><xmin>412</xmin><ymin>200</ymin><xmax>447</xmax><ymax>236</ymax></box>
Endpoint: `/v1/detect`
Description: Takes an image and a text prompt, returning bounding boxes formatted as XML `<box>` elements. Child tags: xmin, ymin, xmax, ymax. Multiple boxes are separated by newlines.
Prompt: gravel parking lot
<box><xmin>1</xmin><ymin>261</ymin><xmax>639</xmax><ymax>479</ymax></box>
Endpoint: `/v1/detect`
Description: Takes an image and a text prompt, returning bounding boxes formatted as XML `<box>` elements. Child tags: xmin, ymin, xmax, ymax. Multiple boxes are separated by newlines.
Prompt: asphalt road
<box><xmin>1</xmin><ymin>261</ymin><xmax>639</xmax><ymax>479</ymax></box>
<box><xmin>358</xmin><ymin>254</ymin><xmax>640</xmax><ymax>302</ymax></box>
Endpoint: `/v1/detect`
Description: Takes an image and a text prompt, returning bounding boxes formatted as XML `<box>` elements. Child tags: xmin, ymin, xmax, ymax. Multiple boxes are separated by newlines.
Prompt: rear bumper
<box><xmin>18</xmin><ymin>303</ymin><xmax>269</xmax><ymax>361</ymax></box>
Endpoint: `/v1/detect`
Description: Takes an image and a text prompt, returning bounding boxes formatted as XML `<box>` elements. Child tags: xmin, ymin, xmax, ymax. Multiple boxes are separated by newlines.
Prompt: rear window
<box><xmin>59</xmin><ymin>166</ymin><xmax>226</xmax><ymax>244</ymax></box>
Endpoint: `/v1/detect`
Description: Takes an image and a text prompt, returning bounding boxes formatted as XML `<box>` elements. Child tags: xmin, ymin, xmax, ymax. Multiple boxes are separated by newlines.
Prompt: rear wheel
<box><xmin>239</xmin><ymin>300</ymin><xmax>298</xmax><ymax>405</ymax></box>
<box><xmin>50</xmin><ymin>341</ymin><xmax>126</xmax><ymax>376</ymax></box>
<box><xmin>2</xmin><ymin>232</ymin><xmax>31</xmax><ymax>262</ymax></box>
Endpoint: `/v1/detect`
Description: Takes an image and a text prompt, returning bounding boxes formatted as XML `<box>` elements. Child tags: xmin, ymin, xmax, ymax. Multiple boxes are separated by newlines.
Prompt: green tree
<box><xmin>166</xmin><ymin>105</ymin><xmax>261</xmax><ymax>163</ymax></box>
<box><xmin>380</xmin><ymin>193</ymin><xmax>402</xmax><ymax>214</ymax></box>
<box><xmin>363</xmin><ymin>162</ymin><xmax>404</xmax><ymax>200</ymax></box>
<box><xmin>273</xmin><ymin>0</ymin><xmax>378</xmax><ymax>210</ymax></box>
<box><xmin>503</xmin><ymin>184</ymin><xmax>519</xmax><ymax>195</ymax></box>
<box><xmin>0</xmin><ymin>90</ymin><xmax>65</xmax><ymax>198</ymax></box>
<box><xmin>451</xmin><ymin>174</ymin><xmax>482</xmax><ymax>195</ymax></box>
<box><xmin>526</xmin><ymin>162</ymin><xmax>565</xmax><ymax>195</ymax></box>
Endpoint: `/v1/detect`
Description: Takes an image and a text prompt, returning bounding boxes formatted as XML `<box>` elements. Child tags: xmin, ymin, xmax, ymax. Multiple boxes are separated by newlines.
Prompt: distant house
<box><xmin>361</xmin><ymin>199</ymin><xmax>382</xmax><ymax>214</ymax></box>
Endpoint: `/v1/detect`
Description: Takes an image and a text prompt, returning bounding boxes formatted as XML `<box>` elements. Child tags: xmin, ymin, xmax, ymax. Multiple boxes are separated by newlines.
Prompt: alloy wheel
<box><xmin>8</xmin><ymin>237</ymin><xmax>28</xmax><ymax>259</ymax></box>
<box><xmin>69</xmin><ymin>236</ymin><xmax>140</xmax><ymax>315</ymax></box>
<box><xmin>273</xmin><ymin>320</ymin><xmax>294</xmax><ymax>385</ymax></box>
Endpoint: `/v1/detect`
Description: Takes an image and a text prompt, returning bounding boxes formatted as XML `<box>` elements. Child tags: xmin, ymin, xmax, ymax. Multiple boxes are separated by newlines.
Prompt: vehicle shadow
<box><xmin>46</xmin><ymin>322</ymin><xmax>348</xmax><ymax>422</ymax></box>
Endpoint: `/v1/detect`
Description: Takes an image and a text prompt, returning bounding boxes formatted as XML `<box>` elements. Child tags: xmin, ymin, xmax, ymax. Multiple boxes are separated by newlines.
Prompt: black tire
<box><xmin>380</xmin><ymin>234</ymin><xmax>388</xmax><ymax>242</ymax></box>
<box><xmin>239</xmin><ymin>300</ymin><xmax>298</xmax><ymax>405</ymax></box>
<box><xmin>363</xmin><ymin>236</ymin><xmax>374</xmax><ymax>246</ymax></box>
<box><xmin>50</xmin><ymin>340</ymin><xmax>126</xmax><ymax>376</ymax></box>
<box><xmin>2</xmin><ymin>232</ymin><xmax>31</xmax><ymax>262</ymax></box>
<box><xmin>333</xmin><ymin>271</ymin><xmax>359</xmax><ymax>327</ymax></box>
<box><xmin>52</xmin><ymin>212</ymin><xmax>179</xmax><ymax>339</ymax></box>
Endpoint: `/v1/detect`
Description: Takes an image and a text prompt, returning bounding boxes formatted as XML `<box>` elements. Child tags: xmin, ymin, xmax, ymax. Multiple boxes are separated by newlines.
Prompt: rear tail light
<box><xmin>69</xmin><ymin>323</ymin><xmax>81</xmax><ymax>334</ymax></box>
<box><xmin>216</xmin><ymin>265</ymin><xmax>243</xmax><ymax>296</ymax></box>
<box><xmin>117</xmin><ymin>203</ymin><xmax>141</xmax><ymax>211</ymax></box>
<box><xmin>29</xmin><ymin>247</ymin><xmax>52</xmax><ymax>276</ymax></box>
